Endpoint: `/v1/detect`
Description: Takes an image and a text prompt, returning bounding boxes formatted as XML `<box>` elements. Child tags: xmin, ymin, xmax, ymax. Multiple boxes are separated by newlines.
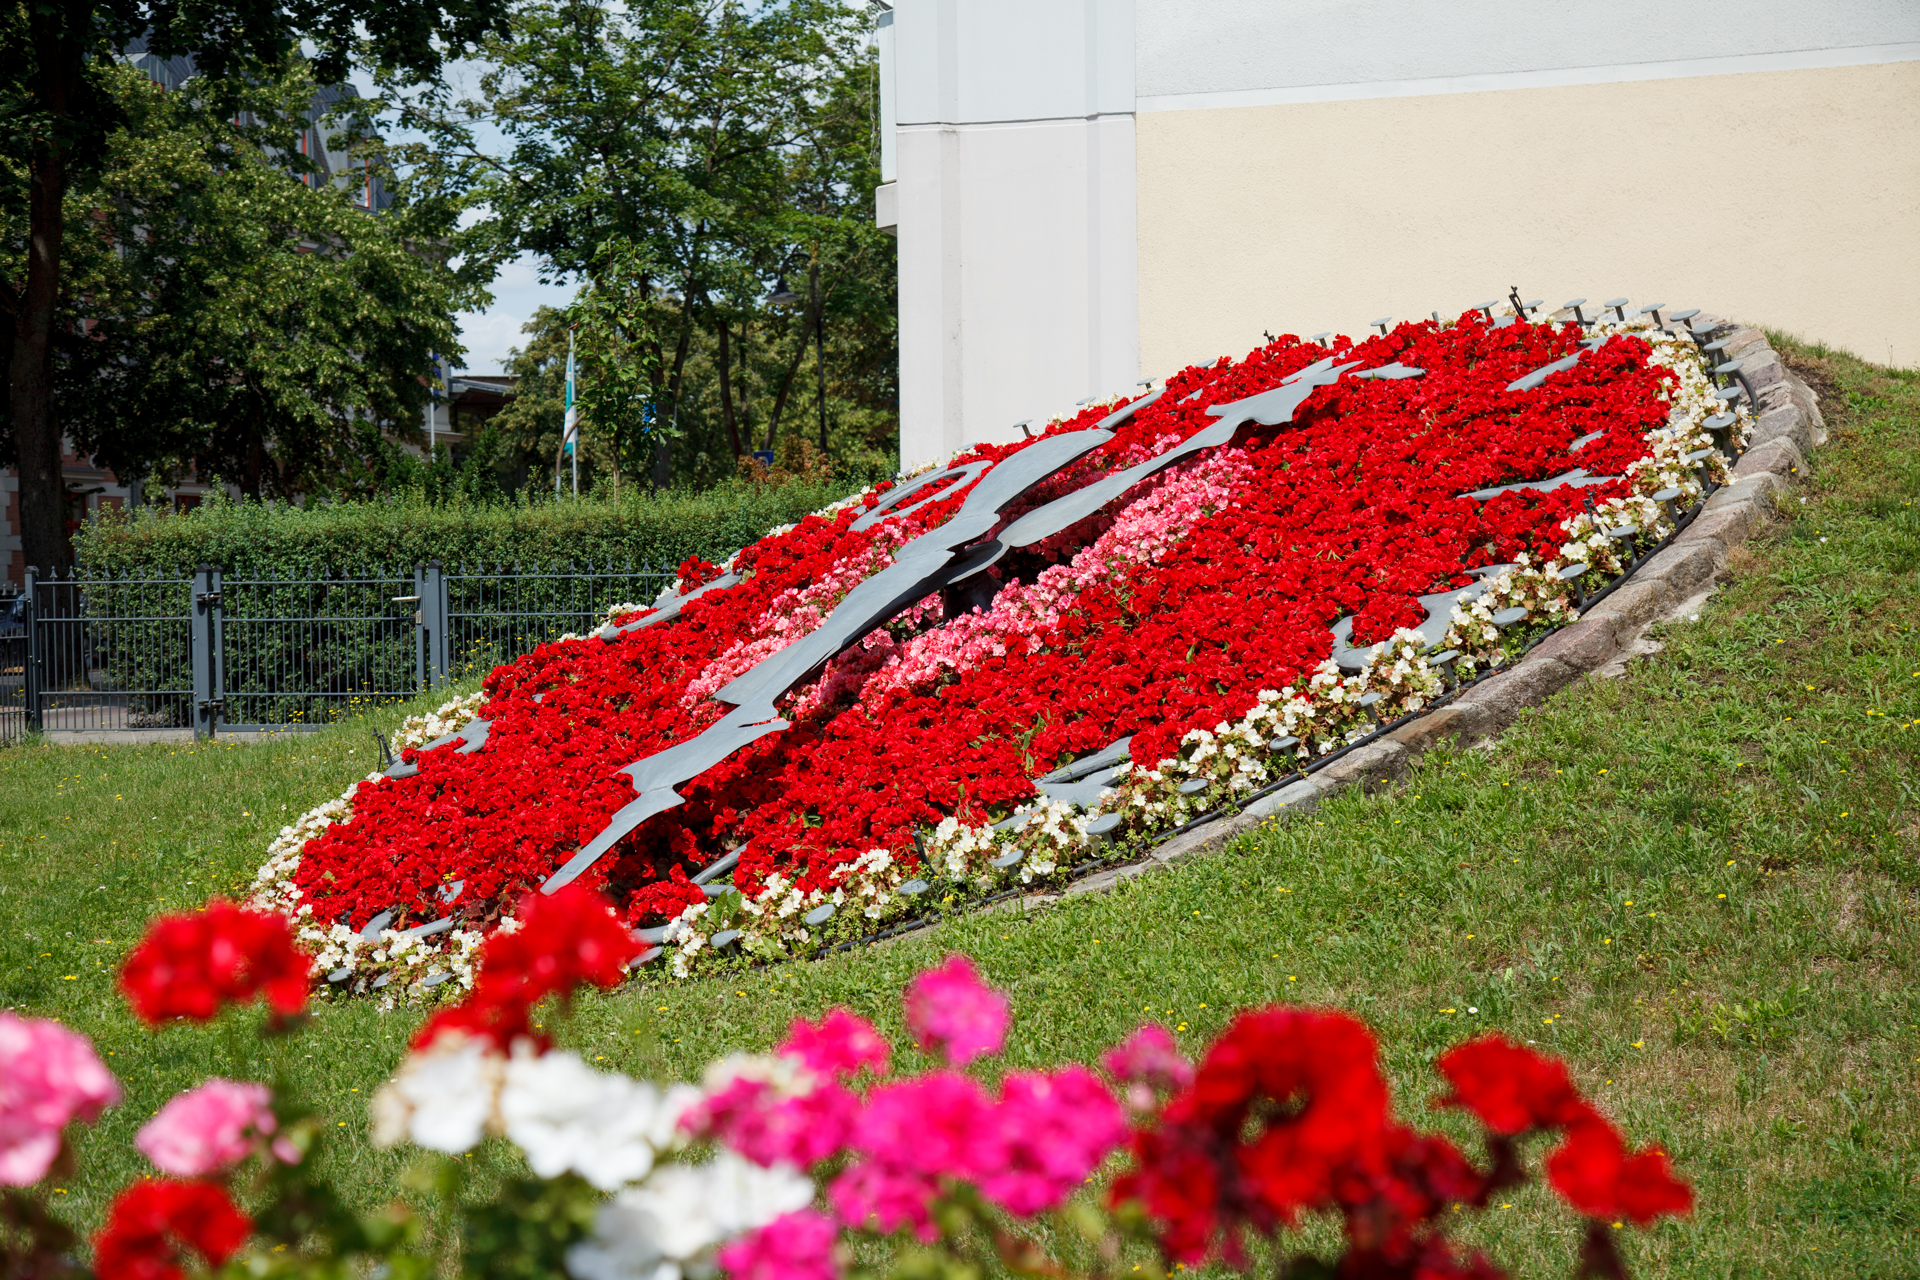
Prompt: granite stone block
<box><xmin>1734</xmin><ymin>437</ymin><xmax>1808</xmax><ymax>483</ymax></box>
<box><xmin>1385</xmin><ymin>704</ymin><xmax>1491</xmax><ymax>753</ymax></box>
<box><xmin>1313</xmin><ymin>741</ymin><xmax>1409</xmax><ymax>792</ymax></box>
<box><xmin>1245</xmin><ymin>777</ymin><xmax>1328</xmax><ymax>819</ymax></box>
<box><xmin>1749</xmin><ymin>403</ymin><xmax>1811</xmax><ymax>453</ymax></box>
<box><xmin>1635</xmin><ymin>540</ymin><xmax>1724</xmax><ymax>597</ymax></box>
<box><xmin>1525</xmin><ymin>617</ymin><xmax>1620</xmax><ymax>672</ymax></box>
<box><xmin>1583</xmin><ymin>579</ymin><xmax>1671</xmax><ymax>632</ymax></box>
<box><xmin>1451</xmin><ymin>657</ymin><xmax>1578</xmax><ymax>731</ymax></box>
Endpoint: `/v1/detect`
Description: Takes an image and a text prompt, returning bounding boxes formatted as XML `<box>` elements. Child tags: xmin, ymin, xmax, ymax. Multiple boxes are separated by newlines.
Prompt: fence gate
<box><xmin>8</xmin><ymin>568</ymin><xmax>196</xmax><ymax>741</ymax></box>
<box><xmin>215</xmin><ymin>568</ymin><xmax>419</xmax><ymax>732</ymax></box>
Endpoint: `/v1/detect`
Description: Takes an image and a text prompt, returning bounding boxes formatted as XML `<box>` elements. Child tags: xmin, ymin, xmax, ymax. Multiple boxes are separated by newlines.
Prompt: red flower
<box><xmin>1113</xmin><ymin>1007</ymin><xmax>1393</xmax><ymax>1262</ymax></box>
<box><xmin>1434</xmin><ymin>1035</ymin><xmax>1588</xmax><ymax>1135</ymax></box>
<box><xmin>415</xmin><ymin>884</ymin><xmax>638</xmax><ymax>1051</ymax></box>
<box><xmin>93</xmin><ymin>1178</ymin><xmax>251</xmax><ymax>1280</ymax></box>
<box><xmin>1545</xmin><ymin>1116</ymin><xmax>1693</xmax><ymax>1225</ymax></box>
<box><xmin>119</xmin><ymin>900</ymin><xmax>311</xmax><ymax>1025</ymax></box>
<box><xmin>677</xmin><ymin>556</ymin><xmax>722</xmax><ymax>589</ymax></box>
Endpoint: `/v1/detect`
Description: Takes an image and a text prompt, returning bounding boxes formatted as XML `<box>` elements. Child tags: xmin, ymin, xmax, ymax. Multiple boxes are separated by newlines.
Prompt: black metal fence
<box><xmin>0</xmin><ymin>561</ymin><xmax>677</xmax><ymax>743</ymax></box>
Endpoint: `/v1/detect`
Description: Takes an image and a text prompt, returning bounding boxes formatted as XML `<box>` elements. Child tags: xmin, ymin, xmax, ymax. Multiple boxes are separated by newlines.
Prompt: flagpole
<box><xmin>564</xmin><ymin>328</ymin><xmax>579</xmax><ymax>497</ymax></box>
<box><xmin>426</xmin><ymin>353</ymin><xmax>437</xmax><ymax>459</ymax></box>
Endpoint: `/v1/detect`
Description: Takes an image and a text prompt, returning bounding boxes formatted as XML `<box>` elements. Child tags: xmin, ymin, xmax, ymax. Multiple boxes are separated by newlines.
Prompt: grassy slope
<box><xmin>1</xmin><ymin>337</ymin><xmax>1915</xmax><ymax>1277</ymax></box>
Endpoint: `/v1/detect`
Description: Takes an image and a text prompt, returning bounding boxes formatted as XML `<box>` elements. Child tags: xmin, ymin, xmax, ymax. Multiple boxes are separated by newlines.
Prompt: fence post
<box><xmin>191</xmin><ymin>563</ymin><xmax>224</xmax><ymax>739</ymax></box>
<box><xmin>412</xmin><ymin>565</ymin><xmax>427</xmax><ymax>691</ymax></box>
<box><xmin>425</xmin><ymin>560</ymin><xmax>450</xmax><ymax>688</ymax></box>
<box><xmin>22</xmin><ymin>566</ymin><xmax>41</xmax><ymax>734</ymax></box>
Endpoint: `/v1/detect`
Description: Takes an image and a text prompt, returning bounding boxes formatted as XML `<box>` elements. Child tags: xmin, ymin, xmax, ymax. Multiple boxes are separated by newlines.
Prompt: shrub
<box><xmin>74</xmin><ymin>475</ymin><xmax>859</xmax><ymax>579</ymax></box>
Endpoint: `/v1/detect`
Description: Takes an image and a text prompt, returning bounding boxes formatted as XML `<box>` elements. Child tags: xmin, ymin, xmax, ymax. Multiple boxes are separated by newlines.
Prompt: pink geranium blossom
<box><xmin>0</xmin><ymin>1012</ymin><xmax>121</xmax><ymax>1186</ymax></box>
<box><xmin>694</xmin><ymin>1076</ymin><xmax>861</xmax><ymax>1169</ymax></box>
<box><xmin>137</xmin><ymin>1079</ymin><xmax>281</xmax><ymax>1176</ymax></box>
<box><xmin>1104</xmin><ymin>1024</ymin><xmax>1195</xmax><ymax>1102</ymax></box>
<box><xmin>779</xmin><ymin>1008</ymin><xmax>890</xmax><ymax>1079</ymax></box>
<box><xmin>717</xmin><ymin>1208</ymin><xmax>840</xmax><ymax>1280</ymax></box>
<box><xmin>978</xmin><ymin>1066</ymin><xmax>1130</xmax><ymax>1215</ymax></box>
<box><xmin>828</xmin><ymin>1161</ymin><xmax>945</xmax><ymax>1241</ymax></box>
<box><xmin>902</xmin><ymin>955</ymin><xmax>1009</xmax><ymax>1067</ymax></box>
<box><xmin>834</xmin><ymin>1071</ymin><xmax>996</xmax><ymax>1237</ymax></box>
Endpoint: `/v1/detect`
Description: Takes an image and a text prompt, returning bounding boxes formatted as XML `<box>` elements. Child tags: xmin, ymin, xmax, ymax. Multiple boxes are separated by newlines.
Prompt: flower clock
<box><xmin>248</xmin><ymin>305</ymin><xmax>1751</xmax><ymax>992</ymax></box>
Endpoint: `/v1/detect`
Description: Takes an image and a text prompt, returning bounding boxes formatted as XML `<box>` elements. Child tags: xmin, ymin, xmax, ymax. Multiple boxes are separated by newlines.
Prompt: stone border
<box><xmin>877</xmin><ymin>318</ymin><xmax>1823</xmax><ymax>927</ymax></box>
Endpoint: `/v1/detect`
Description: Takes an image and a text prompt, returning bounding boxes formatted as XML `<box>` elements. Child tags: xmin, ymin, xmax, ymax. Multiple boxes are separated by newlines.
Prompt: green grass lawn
<box><xmin>2</xmin><ymin>336</ymin><xmax>1916</xmax><ymax>1278</ymax></box>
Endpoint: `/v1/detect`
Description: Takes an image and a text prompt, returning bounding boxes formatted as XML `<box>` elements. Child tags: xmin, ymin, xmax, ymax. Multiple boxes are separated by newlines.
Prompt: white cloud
<box><xmin>456</xmin><ymin>253</ymin><xmax>578</xmax><ymax>375</ymax></box>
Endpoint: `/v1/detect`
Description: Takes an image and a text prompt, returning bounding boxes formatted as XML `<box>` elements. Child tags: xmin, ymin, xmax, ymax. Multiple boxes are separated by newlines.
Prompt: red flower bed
<box><xmin>261</xmin><ymin>313</ymin><xmax>1734</xmax><ymax>982</ymax></box>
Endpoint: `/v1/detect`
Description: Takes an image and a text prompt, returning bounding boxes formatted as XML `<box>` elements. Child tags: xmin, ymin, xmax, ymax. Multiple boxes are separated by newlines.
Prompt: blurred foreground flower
<box><xmin>119</xmin><ymin>899</ymin><xmax>311</xmax><ymax>1024</ymax></box>
<box><xmin>137</xmin><ymin>1079</ymin><xmax>293</xmax><ymax>1176</ymax></box>
<box><xmin>93</xmin><ymin>1179</ymin><xmax>251</xmax><ymax>1280</ymax></box>
<box><xmin>0</xmin><ymin>1011</ymin><xmax>120</xmax><ymax>1186</ymax></box>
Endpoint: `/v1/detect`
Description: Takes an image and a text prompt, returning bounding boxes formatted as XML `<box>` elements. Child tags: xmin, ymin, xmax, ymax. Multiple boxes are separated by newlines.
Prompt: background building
<box><xmin>877</xmin><ymin>0</ymin><xmax>1920</xmax><ymax>468</ymax></box>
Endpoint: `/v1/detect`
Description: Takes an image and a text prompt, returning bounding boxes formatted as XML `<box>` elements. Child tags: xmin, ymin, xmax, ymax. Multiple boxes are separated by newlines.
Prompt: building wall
<box><xmin>1133</xmin><ymin>2</ymin><xmax>1920</xmax><ymax>378</ymax></box>
<box><xmin>892</xmin><ymin>0</ymin><xmax>1140</xmax><ymax>468</ymax></box>
<box><xmin>883</xmin><ymin>1</ymin><xmax>1919</xmax><ymax>467</ymax></box>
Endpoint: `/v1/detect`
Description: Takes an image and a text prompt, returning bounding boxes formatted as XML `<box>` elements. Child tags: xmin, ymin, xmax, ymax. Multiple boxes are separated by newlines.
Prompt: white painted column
<box><xmin>890</xmin><ymin>0</ymin><xmax>1139</xmax><ymax>469</ymax></box>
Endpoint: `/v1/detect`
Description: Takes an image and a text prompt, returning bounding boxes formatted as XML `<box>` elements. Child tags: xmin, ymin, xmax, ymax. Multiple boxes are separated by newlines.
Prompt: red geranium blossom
<box><xmin>1113</xmin><ymin>1007</ymin><xmax>1393</xmax><ymax>1261</ymax></box>
<box><xmin>415</xmin><ymin>884</ymin><xmax>639</xmax><ymax>1051</ymax></box>
<box><xmin>1434</xmin><ymin>1034</ymin><xmax>1589</xmax><ymax>1135</ymax></box>
<box><xmin>93</xmin><ymin>1178</ymin><xmax>251</xmax><ymax>1280</ymax></box>
<box><xmin>119</xmin><ymin>900</ymin><xmax>310</xmax><ymax>1025</ymax></box>
<box><xmin>1546</xmin><ymin>1116</ymin><xmax>1694</xmax><ymax>1225</ymax></box>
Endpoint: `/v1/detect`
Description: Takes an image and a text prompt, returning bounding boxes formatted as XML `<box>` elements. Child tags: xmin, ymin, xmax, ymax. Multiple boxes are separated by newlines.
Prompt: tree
<box><xmin>15</xmin><ymin>61</ymin><xmax>475</xmax><ymax>502</ymax></box>
<box><xmin>387</xmin><ymin>0</ymin><xmax>896</xmax><ymax>484</ymax></box>
<box><xmin>0</xmin><ymin>0</ymin><xmax>508</xmax><ymax>570</ymax></box>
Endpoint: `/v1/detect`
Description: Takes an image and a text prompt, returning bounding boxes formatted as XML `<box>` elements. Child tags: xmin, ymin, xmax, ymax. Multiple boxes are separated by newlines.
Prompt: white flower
<box><xmin>565</xmin><ymin>1152</ymin><xmax>814</xmax><ymax>1280</ymax></box>
<box><xmin>500</xmin><ymin>1049</ymin><xmax>701</xmax><ymax>1191</ymax></box>
<box><xmin>371</xmin><ymin>1033</ymin><xmax>505</xmax><ymax>1153</ymax></box>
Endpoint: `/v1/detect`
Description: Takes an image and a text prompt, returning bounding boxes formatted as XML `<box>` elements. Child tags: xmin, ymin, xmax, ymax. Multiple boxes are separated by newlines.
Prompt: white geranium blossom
<box><xmin>565</xmin><ymin>1152</ymin><xmax>814</xmax><ymax>1280</ymax></box>
<box><xmin>371</xmin><ymin>1034</ymin><xmax>505</xmax><ymax>1153</ymax></box>
<box><xmin>500</xmin><ymin>1049</ymin><xmax>702</xmax><ymax>1191</ymax></box>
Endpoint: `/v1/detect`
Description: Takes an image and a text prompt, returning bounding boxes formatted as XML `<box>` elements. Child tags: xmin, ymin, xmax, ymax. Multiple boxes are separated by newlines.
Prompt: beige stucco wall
<box><xmin>1135</xmin><ymin>61</ymin><xmax>1920</xmax><ymax>375</ymax></box>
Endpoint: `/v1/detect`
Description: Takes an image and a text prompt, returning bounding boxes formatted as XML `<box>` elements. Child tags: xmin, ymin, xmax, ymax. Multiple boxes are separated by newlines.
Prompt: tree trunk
<box><xmin>716</xmin><ymin>317</ymin><xmax>742</xmax><ymax>457</ymax></box>
<box><xmin>737</xmin><ymin>320</ymin><xmax>751</xmax><ymax>448</ymax></box>
<box><xmin>665</xmin><ymin>306</ymin><xmax>695</xmax><ymax>429</ymax></box>
<box><xmin>764</xmin><ymin>305</ymin><xmax>815</xmax><ymax>450</ymax></box>
<box><xmin>243</xmin><ymin>430</ymin><xmax>267</xmax><ymax>499</ymax></box>
<box><xmin>9</xmin><ymin>3</ymin><xmax>80</xmax><ymax>572</ymax></box>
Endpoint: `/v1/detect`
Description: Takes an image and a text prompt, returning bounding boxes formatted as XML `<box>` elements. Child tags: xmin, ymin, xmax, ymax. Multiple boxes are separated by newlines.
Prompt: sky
<box><xmin>455</xmin><ymin>246</ymin><xmax>576</xmax><ymax>377</ymax></box>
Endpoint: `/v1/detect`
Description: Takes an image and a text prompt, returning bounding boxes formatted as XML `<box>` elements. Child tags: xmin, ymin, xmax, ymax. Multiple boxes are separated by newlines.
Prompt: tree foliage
<box><xmin>387</xmin><ymin>0</ymin><xmax>898</xmax><ymax>489</ymax></box>
<box><xmin>1</xmin><ymin>0</ymin><xmax>508</xmax><ymax>567</ymax></box>
<box><xmin>1</xmin><ymin>61</ymin><xmax>474</xmax><ymax>500</ymax></box>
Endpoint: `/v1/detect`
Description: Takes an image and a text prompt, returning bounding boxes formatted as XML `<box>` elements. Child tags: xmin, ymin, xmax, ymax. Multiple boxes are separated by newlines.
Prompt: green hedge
<box><xmin>75</xmin><ymin>477</ymin><xmax>859</xmax><ymax>578</ymax></box>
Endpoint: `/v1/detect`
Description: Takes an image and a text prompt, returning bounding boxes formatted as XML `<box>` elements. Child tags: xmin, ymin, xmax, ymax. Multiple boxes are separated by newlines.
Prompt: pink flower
<box><xmin>828</xmin><ymin>1162</ymin><xmax>944</xmax><ymax>1241</ymax></box>
<box><xmin>977</xmin><ymin>1067</ymin><xmax>1130</xmax><ymax>1215</ymax></box>
<box><xmin>902</xmin><ymin>956</ymin><xmax>1009</xmax><ymax>1067</ymax></box>
<box><xmin>1104</xmin><ymin>1024</ymin><xmax>1195</xmax><ymax>1095</ymax></box>
<box><xmin>779</xmin><ymin>1009</ymin><xmax>890</xmax><ymax>1080</ymax></box>
<box><xmin>0</xmin><ymin>1012</ymin><xmax>121</xmax><ymax>1186</ymax></box>
<box><xmin>695</xmin><ymin>1077</ymin><xmax>861</xmax><ymax>1169</ymax></box>
<box><xmin>136</xmin><ymin>1080</ymin><xmax>278</xmax><ymax>1177</ymax></box>
<box><xmin>834</xmin><ymin>1071</ymin><xmax>996</xmax><ymax>1237</ymax></box>
<box><xmin>717</xmin><ymin>1208</ymin><xmax>840</xmax><ymax>1280</ymax></box>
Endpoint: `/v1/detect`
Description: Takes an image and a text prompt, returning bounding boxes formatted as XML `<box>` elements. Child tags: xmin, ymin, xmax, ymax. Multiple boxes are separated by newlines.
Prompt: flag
<box><xmin>562</xmin><ymin>330</ymin><xmax>578</xmax><ymax>456</ymax></box>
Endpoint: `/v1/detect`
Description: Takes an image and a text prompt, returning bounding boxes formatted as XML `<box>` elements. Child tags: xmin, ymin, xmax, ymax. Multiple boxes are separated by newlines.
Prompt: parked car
<box><xmin>0</xmin><ymin>595</ymin><xmax>25</xmax><ymax>695</ymax></box>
